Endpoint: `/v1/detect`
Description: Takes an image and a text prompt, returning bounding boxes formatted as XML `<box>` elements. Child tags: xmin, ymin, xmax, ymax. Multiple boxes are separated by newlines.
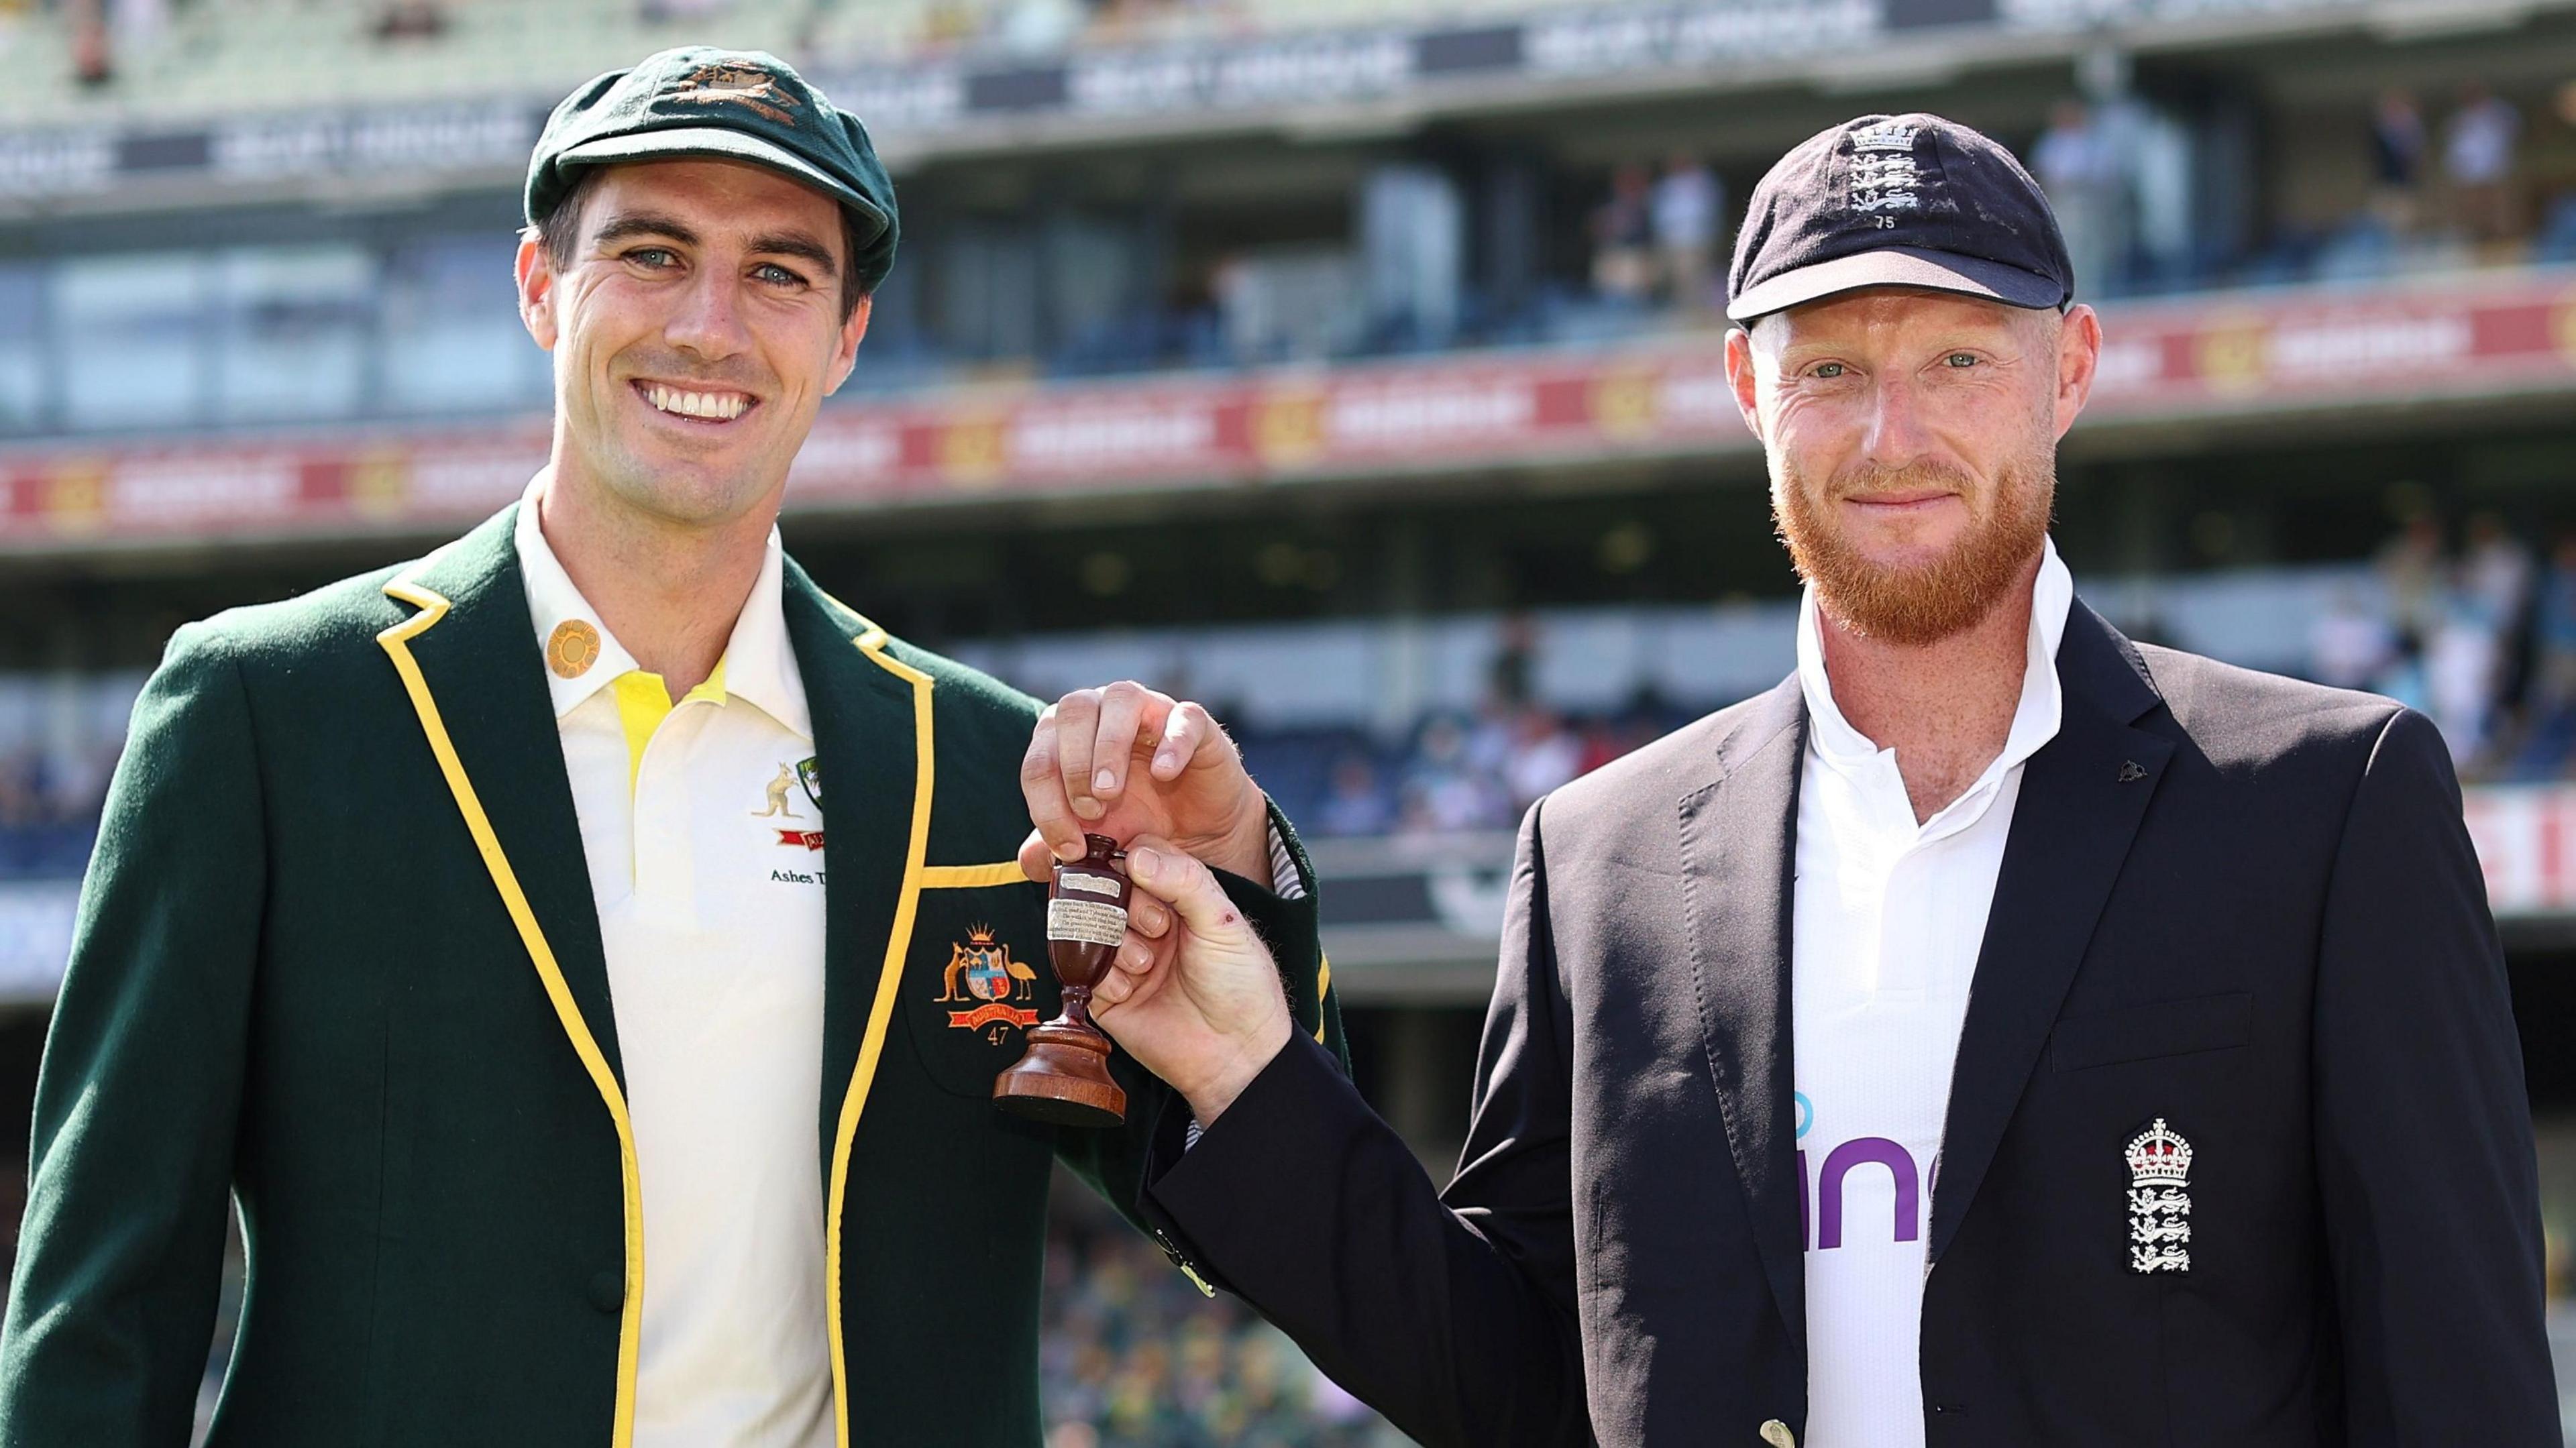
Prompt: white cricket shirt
<box><xmin>1790</xmin><ymin>538</ymin><xmax>2072</xmax><ymax>1448</ymax></box>
<box><xmin>515</xmin><ymin>483</ymin><xmax>833</xmax><ymax>1448</ymax></box>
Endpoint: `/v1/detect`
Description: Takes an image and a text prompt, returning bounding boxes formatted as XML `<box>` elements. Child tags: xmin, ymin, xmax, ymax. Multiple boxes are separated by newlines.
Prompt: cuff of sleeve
<box><xmin>1267</xmin><ymin>820</ymin><xmax>1306</xmax><ymax>900</ymax></box>
<box><xmin>1142</xmin><ymin>1032</ymin><xmax>1358</xmax><ymax>1294</ymax></box>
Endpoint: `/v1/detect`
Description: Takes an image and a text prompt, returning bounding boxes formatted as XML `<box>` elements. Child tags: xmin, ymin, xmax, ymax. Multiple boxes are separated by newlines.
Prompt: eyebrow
<box><xmin>748</xmin><ymin>230</ymin><xmax>840</xmax><ymax>279</ymax></box>
<box><xmin>591</xmin><ymin>211</ymin><xmax>841</xmax><ymax>280</ymax></box>
<box><xmin>592</xmin><ymin>211</ymin><xmax>700</xmax><ymax>249</ymax></box>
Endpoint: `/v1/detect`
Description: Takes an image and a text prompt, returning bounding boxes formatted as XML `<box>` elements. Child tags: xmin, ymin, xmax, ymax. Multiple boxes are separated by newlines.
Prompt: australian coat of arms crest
<box><xmin>939</xmin><ymin>926</ymin><xmax>1040</xmax><ymax>1041</ymax></box>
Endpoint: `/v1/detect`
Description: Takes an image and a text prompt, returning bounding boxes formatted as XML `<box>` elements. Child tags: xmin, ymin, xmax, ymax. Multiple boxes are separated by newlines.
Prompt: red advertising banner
<box><xmin>5</xmin><ymin>268</ymin><xmax>2574</xmax><ymax>551</ymax></box>
<box><xmin>2463</xmin><ymin>785</ymin><xmax>2576</xmax><ymax>918</ymax></box>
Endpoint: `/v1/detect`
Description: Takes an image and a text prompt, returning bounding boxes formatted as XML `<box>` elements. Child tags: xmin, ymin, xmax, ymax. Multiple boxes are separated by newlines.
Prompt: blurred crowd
<box><xmin>0</xmin><ymin>737</ymin><xmax>112</xmax><ymax>878</ymax></box>
<box><xmin>19</xmin><ymin>524</ymin><xmax>2576</xmax><ymax>884</ymax></box>
<box><xmin>1235</xmin><ymin>621</ymin><xmax>1694</xmax><ymax>842</ymax></box>
<box><xmin>1580</xmin><ymin>76</ymin><xmax>2576</xmax><ymax>323</ymax></box>
<box><xmin>1038</xmin><ymin>1212</ymin><xmax>1393</xmax><ymax>1448</ymax></box>
<box><xmin>1587</xmin><ymin>154</ymin><xmax>1727</xmax><ymax>317</ymax></box>
<box><xmin>2309</xmin><ymin>511</ymin><xmax>2576</xmax><ymax>783</ymax></box>
<box><xmin>908</xmin><ymin>0</ymin><xmax>1245</xmax><ymax>57</ymax></box>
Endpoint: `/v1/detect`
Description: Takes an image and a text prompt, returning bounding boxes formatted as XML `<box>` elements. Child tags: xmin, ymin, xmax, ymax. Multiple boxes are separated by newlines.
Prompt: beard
<box><xmin>1774</xmin><ymin>447</ymin><xmax>2055</xmax><ymax>647</ymax></box>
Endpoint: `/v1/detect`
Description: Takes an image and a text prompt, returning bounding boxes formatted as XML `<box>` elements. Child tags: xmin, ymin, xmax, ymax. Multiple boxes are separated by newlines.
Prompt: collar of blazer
<box><xmin>1677</xmin><ymin>599</ymin><xmax>2172</xmax><ymax>1353</ymax></box>
<box><xmin>372</xmin><ymin>502</ymin><xmax>937</xmax><ymax>1448</ymax></box>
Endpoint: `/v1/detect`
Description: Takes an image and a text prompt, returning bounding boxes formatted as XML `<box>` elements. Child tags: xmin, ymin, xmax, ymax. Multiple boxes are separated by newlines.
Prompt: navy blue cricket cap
<box><xmin>1725</xmin><ymin>113</ymin><xmax>2072</xmax><ymax>324</ymax></box>
<box><xmin>526</xmin><ymin>46</ymin><xmax>899</xmax><ymax>293</ymax></box>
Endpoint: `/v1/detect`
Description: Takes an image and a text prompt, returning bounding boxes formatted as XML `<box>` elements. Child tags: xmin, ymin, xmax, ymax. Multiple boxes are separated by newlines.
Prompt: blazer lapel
<box><xmin>1927</xmin><ymin>603</ymin><xmax>2172</xmax><ymax>1262</ymax></box>
<box><xmin>780</xmin><ymin>562</ymin><xmax>930</xmax><ymax>1179</ymax></box>
<box><xmin>379</xmin><ymin>505</ymin><xmax>623</xmax><ymax>1088</ymax></box>
<box><xmin>1677</xmin><ymin>674</ymin><xmax>1809</xmax><ymax>1348</ymax></box>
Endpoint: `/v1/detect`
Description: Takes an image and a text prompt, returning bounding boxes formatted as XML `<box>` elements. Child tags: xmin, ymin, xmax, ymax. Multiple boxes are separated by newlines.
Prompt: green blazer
<box><xmin>0</xmin><ymin>505</ymin><xmax>1344</xmax><ymax>1447</ymax></box>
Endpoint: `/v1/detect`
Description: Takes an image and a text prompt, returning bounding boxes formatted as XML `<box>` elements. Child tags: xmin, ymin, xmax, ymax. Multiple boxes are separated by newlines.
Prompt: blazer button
<box><xmin>588</xmin><ymin>1269</ymin><xmax>626</xmax><ymax>1315</ymax></box>
<box><xmin>1759</xmin><ymin>1421</ymin><xmax>1794</xmax><ymax>1448</ymax></box>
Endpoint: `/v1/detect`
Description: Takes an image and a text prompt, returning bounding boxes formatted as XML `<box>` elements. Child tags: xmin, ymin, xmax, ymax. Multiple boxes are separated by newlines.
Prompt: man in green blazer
<box><xmin>0</xmin><ymin>47</ymin><xmax>1340</xmax><ymax>1448</ymax></box>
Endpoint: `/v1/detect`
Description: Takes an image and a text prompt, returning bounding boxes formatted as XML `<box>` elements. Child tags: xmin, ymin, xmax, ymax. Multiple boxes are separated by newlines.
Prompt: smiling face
<box><xmin>517</xmin><ymin>158</ymin><xmax>872</xmax><ymax>531</ymax></box>
<box><xmin>1725</xmin><ymin>286</ymin><xmax>2100</xmax><ymax>645</ymax></box>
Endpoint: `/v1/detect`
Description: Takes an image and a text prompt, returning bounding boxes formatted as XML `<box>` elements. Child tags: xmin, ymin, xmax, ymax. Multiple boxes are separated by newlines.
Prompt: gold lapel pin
<box><xmin>547</xmin><ymin>619</ymin><xmax>602</xmax><ymax>679</ymax></box>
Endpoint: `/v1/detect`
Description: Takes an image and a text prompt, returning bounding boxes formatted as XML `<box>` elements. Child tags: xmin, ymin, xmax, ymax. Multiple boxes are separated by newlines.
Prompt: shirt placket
<box><xmin>631</xmin><ymin>705</ymin><xmax>706</xmax><ymax>930</ymax></box>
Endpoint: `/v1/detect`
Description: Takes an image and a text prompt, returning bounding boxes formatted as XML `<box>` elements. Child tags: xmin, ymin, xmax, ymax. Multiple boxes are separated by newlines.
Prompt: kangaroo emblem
<box><xmin>751</xmin><ymin>763</ymin><xmax>804</xmax><ymax>819</ymax></box>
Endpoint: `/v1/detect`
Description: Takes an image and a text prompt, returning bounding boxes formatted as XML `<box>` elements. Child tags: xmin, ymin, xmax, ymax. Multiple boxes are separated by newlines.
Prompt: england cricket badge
<box><xmin>2125</xmin><ymin>1117</ymin><xmax>2194</xmax><ymax>1274</ymax></box>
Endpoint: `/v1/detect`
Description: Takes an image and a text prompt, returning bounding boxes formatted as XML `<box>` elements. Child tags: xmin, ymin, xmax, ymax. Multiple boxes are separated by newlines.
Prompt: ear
<box><xmin>516</xmin><ymin>233</ymin><xmax>559</xmax><ymax>353</ymax></box>
<box><xmin>2051</xmin><ymin>303</ymin><xmax>2101</xmax><ymax>441</ymax></box>
<box><xmin>824</xmin><ymin>294</ymin><xmax>875</xmax><ymax>396</ymax></box>
<box><xmin>1724</xmin><ymin>325</ymin><xmax>1765</xmax><ymax>444</ymax></box>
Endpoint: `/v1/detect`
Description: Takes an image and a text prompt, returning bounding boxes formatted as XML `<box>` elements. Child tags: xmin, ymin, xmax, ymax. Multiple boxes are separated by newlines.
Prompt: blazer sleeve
<box><xmin>1055</xmin><ymin>797</ymin><xmax>1349</xmax><ymax>1243</ymax></box>
<box><xmin>1137</xmin><ymin>797</ymin><xmax>1589</xmax><ymax>1448</ymax></box>
<box><xmin>0</xmin><ymin>625</ymin><xmax>266</xmax><ymax>1447</ymax></box>
<box><xmin>2311</xmin><ymin>706</ymin><xmax>2557</xmax><ymax>1445</ymax></box>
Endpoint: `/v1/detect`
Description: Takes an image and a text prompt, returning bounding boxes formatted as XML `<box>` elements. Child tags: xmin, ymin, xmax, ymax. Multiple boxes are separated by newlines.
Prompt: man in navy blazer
<box><xmin>1065</xmin><ymin>113</ymin><xmax>2559</xmax><ymax>1447</ymax></box>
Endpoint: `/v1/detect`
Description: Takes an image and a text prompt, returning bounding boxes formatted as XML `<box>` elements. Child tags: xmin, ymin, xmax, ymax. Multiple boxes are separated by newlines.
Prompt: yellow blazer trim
<box><xmin>919</xmin><ymin>860</ymin><xmax>1030</xmax><ymax>890</ymax></box>
<box><xmin>1314</xmin><ymin>952</ymin><xmax>1332</xmax><ymax>1043</ymax></box>
<box><xmin>376</xmin><ymin>575</ymin><xmax>645</xmax><ymax>1448</ymax></box>
<box><xmin>824</xmin><ymin>612</ymin><xmax>935</xmax><ymax>1448</ymax></box>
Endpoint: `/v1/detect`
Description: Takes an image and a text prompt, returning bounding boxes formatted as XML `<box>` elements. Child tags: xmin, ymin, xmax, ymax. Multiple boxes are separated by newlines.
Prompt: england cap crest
<box><xmin>1726</xmin><ymin>111</ymin><xmax>2074</xmax><ymax>323</ymax></box>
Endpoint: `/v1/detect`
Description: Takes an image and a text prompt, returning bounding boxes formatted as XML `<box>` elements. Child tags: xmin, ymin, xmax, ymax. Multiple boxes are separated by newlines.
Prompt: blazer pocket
<box><xmin>901</xmin><ymin>883</ymin><xmax>1059</xmax><ymax>1098</ymax></box>
<box><xmin>2049</xmin><ymin>992</ymin><xmax>2253</xmax><ymax>1072</ymax></box>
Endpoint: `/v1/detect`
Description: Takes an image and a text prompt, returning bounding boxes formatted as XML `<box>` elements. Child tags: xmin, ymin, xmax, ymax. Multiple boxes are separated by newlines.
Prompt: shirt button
<box><xmin>587</xmin><ymin>1269</ymin><xmax>625</xmax><ymax>1315</ymax></box>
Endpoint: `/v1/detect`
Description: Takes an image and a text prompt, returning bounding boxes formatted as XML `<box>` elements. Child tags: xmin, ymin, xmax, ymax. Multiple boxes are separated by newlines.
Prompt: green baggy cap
<box><xmin>526</xmin><ymin>46</ymin><xmax>900</xmax><ymax>293</ymax></box>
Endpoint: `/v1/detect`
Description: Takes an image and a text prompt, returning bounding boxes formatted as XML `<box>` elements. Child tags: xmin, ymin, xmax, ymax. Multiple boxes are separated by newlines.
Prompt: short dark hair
<box><xmin>525</xmin><ymin>166</ymin><xmax>873</xmax><ymax>323</ymax></box>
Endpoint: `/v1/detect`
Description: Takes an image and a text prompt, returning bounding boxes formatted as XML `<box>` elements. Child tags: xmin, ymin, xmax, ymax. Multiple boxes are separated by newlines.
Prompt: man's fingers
<box><xmin>1122</xmin><ymin>835</ymin><xmax>1252</xmax><ymax>940</ymax></box>
<box><xmin>1053</xmin><ymin>689</ymin><xmax>1105</xmax><ymax>822</ymax></box>
<box><xmin>1151</xmin><ymin>700</ymin><xmax>1225</xmax><ymax>781</ymax></box>
<box><xmin>1128</xmin><ymin>893</ymin><xmax>1172</xmax><ymax>938</ymax></box>
<box><xmin>1088</xmin><ymin>682</ymin><xmax>1163</xmax><ymax>803</ymax></box>
<box><xmin>1093</xmin><ymin>941</ymin><xmax>1164</xmax><ymax>1013</ymax></box>
<box><xmin>1016</xmin><ymin>830</ymin><xmax>1054</xmax><ymax>883</ymax></box>
<box><xmin>1018</xmin><ymin>712</ymin><xmax>1085</xmax><ymax>861</ymax></box>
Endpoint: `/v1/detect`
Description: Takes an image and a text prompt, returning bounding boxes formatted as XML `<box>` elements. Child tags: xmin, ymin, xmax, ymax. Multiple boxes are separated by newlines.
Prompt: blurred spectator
<box><xmin>68</xmin><ymin>0</ymin><xmax>109</xmax><ymax>85</ymax></box>
<box><xmin>2377</xmin><ymin>510</ymin><xmax>2447</xmax><ymax>638</ymax></box>
<box><xmin>1489</xmin><ymin>616</ymin><xmax>1536</xmax><ymax>710</ymax></box>
<box><xmin>1502</xmin><ymin>709</ymin><xmax>1581</xmax><ymax>818</ymax></box>
<box><xmin>2310</xmin><ymin>586</ymin><xmax>2396</xmax><ymax>691</ymax></box>
<box><xmin>2531</xmin><ymin>535</ymin><xmax>2576</xmax><ymax>714</ymax></box>
<box><xmin>2033</xmin><ymin>101</ymin><xmax>2121</xmax><ymax>300</ymax></box>
<box><xmin>1316</xmin><ymin>755</ymin><xmax>1394</xmax><ymax>838</ymax></box>
<box><xmin>2444</xmin><ymin>82</ymin><xmax>2522</xmax><ymax>246</ymax></box>
<box><xmin>1651</xmin><ymin>154</ymin><xmax>1723</xmax><ymax>314</ymax></box>
<box><xmin>2428</xmin><ymin>602</ymin><xmax>2504</xmax><ymax>764</ymax></box>
<box><xmin>1401</xmin><ymin>717</ymin><xmax>1509</xmax><ymax>834</ymax></box>
<box><xmin>2369</xmin><ymin>88</ymin><xmax>2428</xmax><ymax>235</ymax></box>
<box><xmin>2461</xmin><ymin>510</ymin><xmax>2536</xmax><ymax>625</ymax></box>
<box><xmin>2374</xmin><ymin>630</ymin><xmax>2432</xmax><ymax>718</ymax></box>
<box><xmin>641</xmin><ymin>0</ymin><xmax>737</xmax><ymax>20</ymax></box>
<box><xmin>1590</xmin><ymin>164</ymin><xmax>1654</xmax><ymax>305</ymax></box>
<box><xmin>374</xmin><ymin>0</ymin><xmax>446</xmax><ymax>41</ymax></box>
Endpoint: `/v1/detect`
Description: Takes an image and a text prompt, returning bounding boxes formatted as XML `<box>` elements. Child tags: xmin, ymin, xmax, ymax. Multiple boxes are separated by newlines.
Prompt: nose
<box><xmin>1858</xmin><ymin>373</ymin><xmax>1933</xmax><ymax>471</ymax></box>
<box><xmin>664</xmin><ymin>265</ymin><xmax>750</xmax><ymax>364</ymax></box>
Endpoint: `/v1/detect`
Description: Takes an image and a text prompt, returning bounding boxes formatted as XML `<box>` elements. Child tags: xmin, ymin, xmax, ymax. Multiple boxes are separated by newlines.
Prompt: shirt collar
<box><xmin>1796</xmin><ymin>534</ymin><xmax>2074</xmax><ymax>788</ymax></box>
<box><xmin>513</xmin><ymin>473</ymin><xmax>812</xmax><ymax>741</ymax></box>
